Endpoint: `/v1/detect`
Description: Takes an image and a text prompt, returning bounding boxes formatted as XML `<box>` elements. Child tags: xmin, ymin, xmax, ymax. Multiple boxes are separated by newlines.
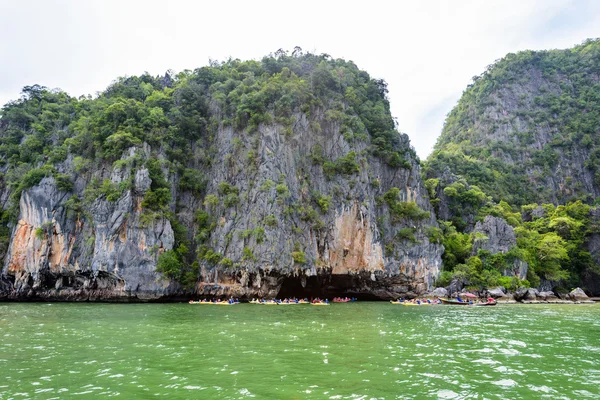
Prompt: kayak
<box><xmin>189</xmin><ymin>301</ymin><xmax>212</xmax><ymax>305</ymax></box>
<box><xmin>390</xmin><ymin>301</ymin><xmax>402</xmax><ymax>304</ymax></box>
<box><xmin>298</xmin><ymin>300</ymin><xmax>309</xmax><ymax>304</ymax></box>
<box><xmin>311</xmin><ymin>303</ymin><xmax>330</xmax><ymax>306</ymax></box>
<box><xmin>474</xmin><ymin>301</ymin><xmax>497</xmax><ymax>306</ymax></box>
<box><xmin>262</xmin><ymin>302</ymin><xmax>279</xmax><ymax>305</ymax></box>
<box><xmin>214</xmin><ymin>302</ymin><xmax>236</xmax><ymax>305</ymax></box>
<box><xmin>440</xmin><ymin>299</ymin><xmax>471</xmax><ymax>306</ymax></box>
<box><xmin>402</xmin><ymin>302</ymin><xmax>432</xmax><ymax>306</ymax></box>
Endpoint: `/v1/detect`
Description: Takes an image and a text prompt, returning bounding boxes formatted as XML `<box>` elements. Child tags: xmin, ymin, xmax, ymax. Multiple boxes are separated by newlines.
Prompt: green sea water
<box><xmin>1</xmin><ymin>302</ymin><xmax>599</xmax><ymax>399</ymax></box>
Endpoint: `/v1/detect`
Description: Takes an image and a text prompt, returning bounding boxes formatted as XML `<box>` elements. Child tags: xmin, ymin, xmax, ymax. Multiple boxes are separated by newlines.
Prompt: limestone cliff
<box><xmin>0</xmin><ymin>52</ymin><xmax>442</xmax><ymax>301</ymax></box>
<box><xmin>424</xmin><ymin>40</ymin><xmax>600</xmax><ymax>294</ymax></box>
<box><xmin>425</xmin><ymin>39</ymin><xmax>600</xmax><ymax>206</ymax></box>
<box><xmin>2</xmin><ymin>156</ymin><xmax>176</xmax><ymax>301</ymax></box>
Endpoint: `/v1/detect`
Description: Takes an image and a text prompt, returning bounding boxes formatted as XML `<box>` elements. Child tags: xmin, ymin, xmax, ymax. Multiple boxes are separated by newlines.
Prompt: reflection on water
<box><xmin>0</xmin><ymin>303</ymin><xmax>599</xmax><ymax>399</ymax></box>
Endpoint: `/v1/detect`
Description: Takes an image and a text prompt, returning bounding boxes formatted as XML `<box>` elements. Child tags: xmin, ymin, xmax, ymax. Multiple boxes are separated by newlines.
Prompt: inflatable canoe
<box><xmin>311</xmin><ymin>303</ymin><xmax>330</xmax><ymax>306</ymax></box>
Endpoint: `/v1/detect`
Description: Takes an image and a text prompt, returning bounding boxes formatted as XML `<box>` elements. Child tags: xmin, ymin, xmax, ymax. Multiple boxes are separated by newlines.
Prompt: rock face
<box><xmin>568</xmin><ymin>287</ymin><xmax>590</xmax><ymax>302</ymax></box>
<box><xmin>486</xmin><ymin>287</ymin><xmax>505</xmax><ymax>298</ymax></box>
<box><xmin>537</xmin><ymin>291</ymin><xmax>560</xmax><ymax>302</ymax></box>
<box><xmin>471</xmin><ymin>216</ymin><xmax>528</xmax><ymax>280</ymax></box>
<box><xmin>0</xmin><ymin>104</ymin><xmax>443</xmax><ymax>301</ymax></box>
<box><xmin>472</xmin><ymin>216</ymin><xmax>515</xmax><ymax>254</ymax></box>
<box><xmin>2</xmin><ymin>170</ymin><xmax>176</xmax><ymax>301</ymax></box>
<box><xmin>186</xmin><ymin>117</ymin><xmax>443</xmax><ymax>300</ymax></box>
<box><xmin>424</xmin><ymin>41</ymin><xmax>600</xmax><ymax>295</ymax></box>
<box><xmin>426</xmin><ymin>40</ymin><xmax>600</xmax><ymax>205</ymax></box>
<box><xmin>445</xmin><ymin>278</ymin><xmax>464</xmax><ymax>295</ymax></box>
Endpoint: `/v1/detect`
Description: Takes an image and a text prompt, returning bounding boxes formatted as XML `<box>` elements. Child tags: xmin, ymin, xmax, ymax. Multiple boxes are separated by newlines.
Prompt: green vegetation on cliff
<box><xmin>426</xmin><ymin>39</ymin><xmax>600</xmax><ymax>293</ymax></box>
<box><xmin>0</xmin><ymin>50</ymin><xmax>413</xmax><ymax>207</ymax></box>
<box><xmin>434</xmin><ymin>197</ymin><xmax>598</xmax><ymax>291</ymax></box>
<box><xmin>0</xmin><ymin>49</ymin><xmax>422</xmax><ymax>288</ymax></box>
<box><xmin>425</xmin><ymin>38</ymin><xmax>600</xmax><ymax>206</ymax></box>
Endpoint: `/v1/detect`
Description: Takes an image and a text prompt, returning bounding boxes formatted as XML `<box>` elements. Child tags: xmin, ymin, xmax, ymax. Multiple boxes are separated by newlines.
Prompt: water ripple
<box><xmin>0</xmin><ymin>303</ymin><xmax>599</xmax><ymax>399</ymax></box>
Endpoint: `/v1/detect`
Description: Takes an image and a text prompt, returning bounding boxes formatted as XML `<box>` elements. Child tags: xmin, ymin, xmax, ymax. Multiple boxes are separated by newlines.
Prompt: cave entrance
<box><xmin>276</xmin><ymin>274</ymin><xmax>380</xmax><ymax>300</ymax></box>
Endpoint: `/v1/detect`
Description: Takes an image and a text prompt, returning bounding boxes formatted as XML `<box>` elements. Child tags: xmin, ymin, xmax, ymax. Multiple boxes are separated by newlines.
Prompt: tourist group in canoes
<box><xmin>189</xmin><ymin>294</ymin><xmax>496</xmax><ymax>306</ymax></box>
<box><xmin>189</xmin><ymin>297</ymin><xmax>357</xmax><ymax>305</ymax></box>
<box><xmin>189</xmin><ymin>298</ymin><xmax>241</xmax><ymax>305</ymax></box>
<box><xmin>390</xmin><ymin>295</ymin><xmax>497</xmax><ymax>306</ymax></box>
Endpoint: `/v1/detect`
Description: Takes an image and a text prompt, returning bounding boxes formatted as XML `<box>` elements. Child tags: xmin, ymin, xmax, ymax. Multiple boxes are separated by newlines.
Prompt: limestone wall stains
<box><xmin>7</xmin><ymin>220</ymin><xmax>44</xmax><ymax>274</ymax></box>
<box><xmin>322</xmin><ymin>202</ymin><xmax>384</xmax><ymax>274</ymax></box>
<box><xmin>1</xmin><ymin>174</ymin><xmax>175</xmax><ymax>300</ymax></box>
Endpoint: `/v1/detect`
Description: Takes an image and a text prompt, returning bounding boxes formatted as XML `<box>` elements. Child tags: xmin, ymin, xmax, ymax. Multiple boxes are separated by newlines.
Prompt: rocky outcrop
<box><xmin>568</xmin><ymin>287</ymin><xmax>593</xmax><ymax>303</ymax></box>
<box><xmin>471</xmin><ymin>216</ymin><xmax>528</xmax><ymax>280</ymax></box>
<box><xmin>0</xmin><ymin>117</ymin><xmax>443</xmax><ymax>301</ymax></box>
<box><xmin>486</xmin><ymin>287</ymin><xmax>505</xmax><ymax>298</ymax></box>
<box><xmin>520</xmin><ymin>288</ymin><xmax>541</xmax><ymax>303</ymax></box>
<box><xmin>484</xmin><ymin>287</ymin><xmax>516</xmax><ymax>303</ymax></box>
<box><xmin>188</xmin><ymin>115</ymin><xmax>443</xmax><ymax>300</ymax></box>
<box><xmin>507</xmin><ymin>287</ymin><xmax>586</xmax><ymax>303</ymax></box>
<box><xmin>537</xmin><ymin>291</ymin><xmax>560</xmax><ymax>303</ymax></box>
<box><xmin>472</xmin><ymin>216</ymin><xmax>515</xmax><ymax>254</ymax></box>
<box><xmin>445</xmin><ymin>278</ymin><xmax>464</xmax><ymax>295</ymax></box>
<box><xmin>427</xmin><ymin>40</ymin><xmax>600</xmax><ymax>205</ymax></box>
<box><xmin>2</xmin><ymin>169</ymin><xmax>176</xmax><ymax>301</ymax></box>
<box><xmin>495</xmin><ymin>293</ymin><xmax>516</xmax><ymax>303</ymax></box>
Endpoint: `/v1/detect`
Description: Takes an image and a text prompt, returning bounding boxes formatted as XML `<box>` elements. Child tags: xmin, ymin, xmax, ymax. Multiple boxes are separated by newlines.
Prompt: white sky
<box><xmin>0</xmin><ymin>0</ymin><xmax>599</xmax><ymax>159</ymax></box>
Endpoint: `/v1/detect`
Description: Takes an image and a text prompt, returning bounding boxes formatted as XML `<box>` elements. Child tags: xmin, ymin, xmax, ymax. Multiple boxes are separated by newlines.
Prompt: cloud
<box><xmin>1</xmin><ymin>0</ymin><xmax>598</xmax><ymax>158</ymax></box>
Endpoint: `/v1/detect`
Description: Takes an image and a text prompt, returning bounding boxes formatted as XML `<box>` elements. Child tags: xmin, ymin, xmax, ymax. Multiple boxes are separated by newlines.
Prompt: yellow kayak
<box><xmin>390</xmin><ymin>301</ymin><xmax>402</xmax><ymax>304</ymax></box>
<box><xmin>214</xmin><ymin>302</ymin><xmax>236</xmax><ymax>305</ymax></box>
<box><xmin>311</xmin><ymin>302</ymin><xmax>330</xmax><ymax>306</ymax></box>
<box><xmin>249</xmin><ymin>300</ymin><xmax>261</xmax><ymax>304</ymax></box>
<box><xmin>298</xmin><ymin>300</ymin><xmax>309</xmax><ymax>304</ymax></box>
<box><xmin>262</xmin><ymin>302</ymin><xmax>279</xmax><ymax>305</ymax></box>
<box><xmin>189</xmin><ymin>301</ymin><xmax>212</xmax><ymax>305</ymax></box>
<box><xmin>402</xmin><ymin>302</ymin><xmax>431</xmax><ymax>306</ymax></box>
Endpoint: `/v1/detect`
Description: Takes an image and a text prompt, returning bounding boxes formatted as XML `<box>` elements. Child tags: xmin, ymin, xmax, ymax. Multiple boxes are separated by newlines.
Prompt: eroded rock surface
<box><xmin>472</xmin><ymin>216</ymin><xmax>528</xmax><ymax>280</ymax></box>
<box><xmin>2</xmin><ymin>173</ymin><xmax>176</xmax><ymax>301</ymax></box>
<box><xmin>1</xmin><ymin>115</ymin><xmax>443</xmax><ymax>301</ymax></box>
<box><xmin>568</xmin><ymin>287</ymin><xmax>592</xmax><ymax>302</ymax></box>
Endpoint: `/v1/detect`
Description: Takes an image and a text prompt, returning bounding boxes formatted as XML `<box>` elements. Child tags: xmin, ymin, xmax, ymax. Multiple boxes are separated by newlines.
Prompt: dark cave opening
<box><xmin>276</xmin><ymin>274</ymin><xmax>381</xmax><ymax>300</ymax></box>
